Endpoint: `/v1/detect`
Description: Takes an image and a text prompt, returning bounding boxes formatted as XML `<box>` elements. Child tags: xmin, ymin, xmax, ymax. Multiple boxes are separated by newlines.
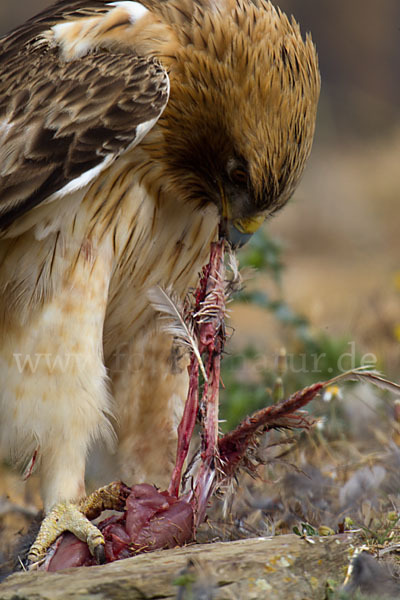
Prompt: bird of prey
<box><xmin>0</xmin><ymin>0</ymin><xmax>320</xmax><ymax>562</ymax></box>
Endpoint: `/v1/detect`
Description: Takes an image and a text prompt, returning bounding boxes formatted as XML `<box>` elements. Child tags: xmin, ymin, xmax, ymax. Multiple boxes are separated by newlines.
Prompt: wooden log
<box><xmin>0</xmin><ymin>533</ymin><xmax>356</xmax><ymax>600</ymax></box>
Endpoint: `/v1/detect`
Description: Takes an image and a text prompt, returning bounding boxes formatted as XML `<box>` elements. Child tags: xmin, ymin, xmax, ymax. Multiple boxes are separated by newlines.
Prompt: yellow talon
<box><xmin>28</xmin><ymin>503</ymin><xmax>105</xmax><ymax>566</ymax></box>
<box><xmin>28</xmin><ymin>482</ymin><xmax>128</xmax><ymax>567</ymax></box>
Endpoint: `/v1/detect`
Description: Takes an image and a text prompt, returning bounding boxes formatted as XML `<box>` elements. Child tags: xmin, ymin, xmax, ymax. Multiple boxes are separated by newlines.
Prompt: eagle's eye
<box><xmin>230</xmin><ymin>168</ymin><xmax>248</xmax><ymax>185</ymax></box>
<box><xmin>229</xmin><ymin>167</ymin><xmax>249</xmax><ymax>186</ymax></box>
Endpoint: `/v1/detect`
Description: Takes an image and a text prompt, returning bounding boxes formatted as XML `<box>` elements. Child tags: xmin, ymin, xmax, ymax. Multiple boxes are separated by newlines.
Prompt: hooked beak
<box><xmin>228</xmin><ymin>215</ymin><xmax>265</xmax><ymax>248</ymax></box>
<box><xmin>219</xmin><ymin>184</ymin><xmax>265</xmax><ymax>247</ymax></box>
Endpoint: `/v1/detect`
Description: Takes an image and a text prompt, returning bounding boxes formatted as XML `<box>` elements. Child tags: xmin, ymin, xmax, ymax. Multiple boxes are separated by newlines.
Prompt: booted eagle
<box><xmin>0</xmin><ymin>0</ymin><xmax>320</xmax><ymax>561</ymax></box>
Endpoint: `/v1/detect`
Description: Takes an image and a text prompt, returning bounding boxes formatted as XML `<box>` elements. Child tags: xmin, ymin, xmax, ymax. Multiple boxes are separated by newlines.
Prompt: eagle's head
<box><xmin>146</xmin><ymin>0</ymin><xmax>320</xmax><ymax>246</ymax></box>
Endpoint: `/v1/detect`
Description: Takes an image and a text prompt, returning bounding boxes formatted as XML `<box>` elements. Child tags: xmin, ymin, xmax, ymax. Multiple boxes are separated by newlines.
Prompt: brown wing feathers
<box><xmin>0</xmin><ymin>2</ymin><xmax>169</xmax><ymax>230</ymax></box>
<box><xmin>0</xmin><ymin>2</ymin><xmax>111</xmax><ymax>61</ymax></box>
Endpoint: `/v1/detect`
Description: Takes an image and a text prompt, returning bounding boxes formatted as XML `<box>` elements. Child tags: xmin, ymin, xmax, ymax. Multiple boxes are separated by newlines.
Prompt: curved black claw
<box><xmin>94</xmin><ymin>543</ymin><xmax>106</xmax><ymax>565</ymax></box>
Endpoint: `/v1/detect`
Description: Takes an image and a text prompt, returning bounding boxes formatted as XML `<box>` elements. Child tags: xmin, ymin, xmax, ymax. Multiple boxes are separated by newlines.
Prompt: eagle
<box><xmin>0</xmin><ymin>0</ymin><xmax>320</xmax><ymax>562</ymax></box>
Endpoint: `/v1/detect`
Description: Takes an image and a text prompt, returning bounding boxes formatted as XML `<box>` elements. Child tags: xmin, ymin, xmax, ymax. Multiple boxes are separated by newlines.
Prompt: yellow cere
<box><xmin>233</xmin><ymin>215</ymin><xmax>265</xmax><ymax>234</ymax></box>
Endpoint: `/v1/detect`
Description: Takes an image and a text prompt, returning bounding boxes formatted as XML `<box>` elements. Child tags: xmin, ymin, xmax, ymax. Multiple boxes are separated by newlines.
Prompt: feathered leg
<box><xmin>0</xmin><ymin>233</ymin><xmax>115</xmax><ymax>565</ymax></box>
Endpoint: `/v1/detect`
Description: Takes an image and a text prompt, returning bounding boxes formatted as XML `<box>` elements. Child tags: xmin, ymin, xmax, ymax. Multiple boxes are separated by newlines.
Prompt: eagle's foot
<box><xmin>27</xmin><ymin>503</ymin><xmax>106</xmax><ymax>568</ymax></box>
<box><xmin>28</xmin><ymin>481</ymin><xmax>130</xmax><ymax>567</ymax></box>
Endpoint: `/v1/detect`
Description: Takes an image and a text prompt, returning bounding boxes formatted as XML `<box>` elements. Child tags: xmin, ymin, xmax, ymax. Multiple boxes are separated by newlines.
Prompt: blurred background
<box><xmin>0</xmin><ymin>1</ymin><xmax>400</xmax><ymax>582</ymax></box>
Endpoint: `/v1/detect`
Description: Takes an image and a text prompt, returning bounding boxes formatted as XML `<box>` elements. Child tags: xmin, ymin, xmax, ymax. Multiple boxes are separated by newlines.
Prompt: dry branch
<box><xmin>0</xmin><ymin>533</ymin><xmax>357</xmax><ymax>600</ymax></box>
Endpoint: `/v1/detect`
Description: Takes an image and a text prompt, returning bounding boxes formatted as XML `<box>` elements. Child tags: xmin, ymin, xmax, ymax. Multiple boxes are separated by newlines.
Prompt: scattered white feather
<box><xmin>227</xmin><ymin>249</ymin><xmax>239</xmax><ymax>281</ymax></box>
<box><xmin>148</xmin><ymin>286</ymin><xmax>208</xmax><ymax>382</ymax></box>
<box><xmin>327</xmin><ymin>367</ymin><xmax>400</xmax><ymax>396</ymax></box>
<box><xmin>339</xmin><ymin>465</ymin><xmax>386</xmax><ymax>508</ymax></box>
